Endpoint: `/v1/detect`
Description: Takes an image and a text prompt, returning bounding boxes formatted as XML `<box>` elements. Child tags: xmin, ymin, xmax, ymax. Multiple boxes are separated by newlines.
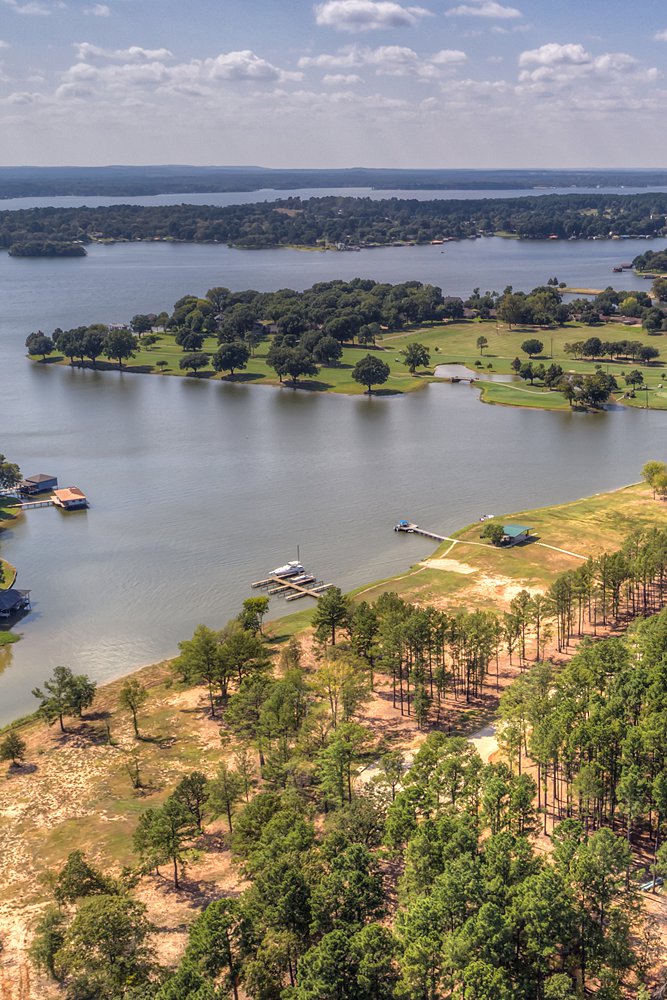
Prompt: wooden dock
<box><xmin>17</xmin><ymin>499</ymin><xmax>55</xmax><ymax>510</ymax></box>
<box><xmin>394</xmin><ymin>522</ymin><xmax>446</xmax><ymax>542</ymax></box>
<box><xmin>251</xmin><ymin>574</ymin><xmax>333</xmax><ymax>602</ymax></box>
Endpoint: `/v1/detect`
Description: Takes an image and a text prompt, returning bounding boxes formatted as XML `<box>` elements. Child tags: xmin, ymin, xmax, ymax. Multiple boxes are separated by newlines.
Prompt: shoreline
<box><xmin>26</xmin><ymin>356</ymin><xmax>667</xmax><ymax>412</ymax></box>
<box><xmin>28</xmin><ymin>310</ymin><xmax>667</xmax><ymax>411</ymax></box>
<box><xmin>0</xmin><ymin>477</ymin><xmax>659</xmax><ymax>733</ymax></box>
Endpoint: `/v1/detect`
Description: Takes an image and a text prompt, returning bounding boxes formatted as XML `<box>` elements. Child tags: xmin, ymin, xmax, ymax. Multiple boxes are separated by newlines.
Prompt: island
<box><xmin>27</xmin><ymin>278</ymin><xmax>667</xmax><ymax>410</ymax></box>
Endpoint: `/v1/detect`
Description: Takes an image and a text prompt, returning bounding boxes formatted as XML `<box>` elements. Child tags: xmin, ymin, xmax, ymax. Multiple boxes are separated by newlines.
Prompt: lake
<box><xmin>0</xmin><ymin>235</ymin><xmax>665</xmax><ymax>724</ymax></box>
<box><xmin>4</xmin><ymin>184</ymin><xmax>667</xmax><ymax>211</ymax></box>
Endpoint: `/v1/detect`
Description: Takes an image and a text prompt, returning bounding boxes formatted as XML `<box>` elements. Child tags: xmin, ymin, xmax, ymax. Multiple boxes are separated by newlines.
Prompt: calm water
<box><xmin>0</xmin><ymin>237</ymin><xmax>665</xmax><ymax>724</ymax></box>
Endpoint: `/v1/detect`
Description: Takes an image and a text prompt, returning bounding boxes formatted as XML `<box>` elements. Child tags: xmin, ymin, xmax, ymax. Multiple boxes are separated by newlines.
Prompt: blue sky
<box><xmin>1</xmin><ymin>0</ymin><xmax>667</xmax><ymax>167</ymax></box>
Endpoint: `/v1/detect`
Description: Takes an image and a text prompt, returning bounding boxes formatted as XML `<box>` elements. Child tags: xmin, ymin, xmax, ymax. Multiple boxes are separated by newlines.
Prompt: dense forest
<box><xmin>19</xmin><ymin>510</ymin><xmax>667</xmax><ymax>999</ymax></box>
<box><xmin>4</xmin><ymin>192</ymin><xmax>667</xmax><ymax>255</ymax></box>
<box><xmin>632</xmin><ymin>249</ymin><xmax>667</xmax><ymax>274</ymax></box>
<box><xmin>4</xmin><ymin>166</ymin><xmax>667</xmax><ymax>199</ymax></box>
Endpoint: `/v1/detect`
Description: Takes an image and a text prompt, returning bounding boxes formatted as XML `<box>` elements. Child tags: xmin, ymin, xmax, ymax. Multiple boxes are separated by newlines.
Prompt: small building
<box><xmin>0</xmin><ymin>589</ymin><xmax>31</xmax><ymax>619</ymax></box>
<box><xmin>53</xmin><ymin>487</ymin><xmax>88</xmax><ymax>511</ymax></box>
<box><xmin>20</xmin><ymin>473</ymin><xmax>58</xmax><ymax>495</ymax></box>
<box><xmin>502</xmin><ymin>525</ymin><xmax>533</xmax><ymax>545</ymax></box>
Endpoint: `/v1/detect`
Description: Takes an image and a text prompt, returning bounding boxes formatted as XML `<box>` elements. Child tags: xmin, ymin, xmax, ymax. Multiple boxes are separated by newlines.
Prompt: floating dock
<box><xmin>251</xmin><ymin>573</ymin><xmax>333</xmax><ymax>602</ymax></box>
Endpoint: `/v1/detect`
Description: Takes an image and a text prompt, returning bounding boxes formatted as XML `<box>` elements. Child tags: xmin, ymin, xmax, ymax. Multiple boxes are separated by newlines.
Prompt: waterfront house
<box><xmin>0</xmin><ymin>589</ymin><xmax>31</xmax><ymax>619</ymax></box>
<box><xmin>20</xmin><ymin>473</ymin><xmax>58</xmax><ymax>494</ymax></box>
<box><xmin>53</xmin><ymin>487</ymin><xmax>88</xmax><ymax>510</ymax></box>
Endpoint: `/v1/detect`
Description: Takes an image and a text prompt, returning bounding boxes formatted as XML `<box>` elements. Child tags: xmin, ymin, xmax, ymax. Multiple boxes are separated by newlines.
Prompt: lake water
<box><xmin>1</xmin><ymin>235</ymin><xmax>665</xmax><ymax>724</ymax></box>
<box><xmin>4</xmin><ymin>184</ymin><xmax>667</xmax><ymax>211</ymax></box>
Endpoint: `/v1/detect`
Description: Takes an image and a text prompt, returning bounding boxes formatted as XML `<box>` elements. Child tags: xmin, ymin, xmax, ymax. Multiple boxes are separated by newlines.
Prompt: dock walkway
<box><xmin>16</xmin><ymin>499</ymin><xmax>54</xmax><ymax>510</ymax></box>
<box><xmin>394</xmin><ymin>522</ymin><xmax>446</xmax><ymax>542</ymax></box>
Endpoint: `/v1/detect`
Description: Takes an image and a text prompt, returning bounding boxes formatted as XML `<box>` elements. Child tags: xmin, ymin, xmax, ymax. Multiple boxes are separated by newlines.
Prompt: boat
<box><xmin>479</xmin><ymin>513</ymin><xmax>496</xmax><ymax>522</ymax></box>
<box><xmin>271</xmin><ymin>560</ymin><xmax>305</xmax><ymax>578</ymax></box>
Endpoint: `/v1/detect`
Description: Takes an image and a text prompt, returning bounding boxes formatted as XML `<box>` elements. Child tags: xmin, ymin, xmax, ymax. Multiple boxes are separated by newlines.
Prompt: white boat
<box><xmin>271</xmin><ymin>560</ymin><xmax>305</xmax><ymax>578</ymax></box>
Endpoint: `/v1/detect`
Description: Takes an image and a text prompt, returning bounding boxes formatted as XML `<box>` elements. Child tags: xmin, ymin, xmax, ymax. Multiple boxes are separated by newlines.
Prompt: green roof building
<box><xmin>502</xmin><ymin>525</ymin><xmax>533</xmax><ymax>544</ymax></box>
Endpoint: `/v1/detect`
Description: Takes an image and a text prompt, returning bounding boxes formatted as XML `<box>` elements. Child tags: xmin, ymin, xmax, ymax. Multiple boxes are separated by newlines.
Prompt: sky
<box><xmin>1</xmin><ymin>0</ymin><xmax>667</xmax><ymax>168</ymax></box>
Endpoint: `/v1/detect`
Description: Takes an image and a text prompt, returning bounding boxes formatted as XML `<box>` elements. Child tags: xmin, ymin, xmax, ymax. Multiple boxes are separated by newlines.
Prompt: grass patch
<box><xmin>0</xmin><ymin>630</ymin><xmax>20</xmax><ymax>646</ymax></box>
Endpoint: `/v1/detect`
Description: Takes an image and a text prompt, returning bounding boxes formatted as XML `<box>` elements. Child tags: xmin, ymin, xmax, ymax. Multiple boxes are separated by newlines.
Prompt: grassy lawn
<box><xmin>29</xmin><ymin>319</ymin><xmax>667</xmax><ymax>409</ymax></box>
<box><xmin>0</xmin><ymin>558</ymin><xmax>16</xmax><ymax>589</ymax></box>
<box><xmin>388</xmin><ymin>318</ymin><xmax>667</xmax><ymax>410</ymax></box>
<box><xmin>32</xmin><ymin>338</ymin><xmax>426</xmax><ymax>396</ymax></box>
<box><xmin>0</xmin><ymin>500</ymin><xmax>20</xmax><ymax>590</ymax></box>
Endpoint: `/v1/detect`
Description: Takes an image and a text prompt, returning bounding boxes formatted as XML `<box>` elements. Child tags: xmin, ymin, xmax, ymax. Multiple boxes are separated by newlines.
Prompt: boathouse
<box><xmin>502</xmin><ymin>525</ymin><xmax>533</xmax><ymax>545</ymax></box>
<box><xmin>0</xmin><ymin>589</ymin><xmax>31</xmax><ymax>619</ymax></box>
<box><xmin>20</xmin><ymin>473</ymin><xmax>58</xmax><ymax>494</ymax></box>
<box><xmin>53</xmin><ymin>487</ymin><xmax>88</xmax><ymax>510</ymax></box>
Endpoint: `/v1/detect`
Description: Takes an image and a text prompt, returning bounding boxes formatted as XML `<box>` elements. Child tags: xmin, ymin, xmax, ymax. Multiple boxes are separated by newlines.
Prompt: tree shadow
<box><xmin>7</xmin><ymin>761</ymin><xmax>38</xmax><ymax>776</ymax></box>
<box><xmin>195</xmin><ymin>830</ymin><xmax>231</xmax><ymax>854</ymax></box>
<box><xmin>220</xmin><ymin>372</ymin><xmax>265</xmax><ymax>383</ymax></box>
<box><xmin>285</xmin><ymin>379</ymin><xmax>334</xmax><ymax>391</ymax></box>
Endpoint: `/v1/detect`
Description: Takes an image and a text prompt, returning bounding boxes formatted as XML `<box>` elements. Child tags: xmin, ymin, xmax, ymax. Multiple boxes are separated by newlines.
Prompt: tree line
<box><xmin>4</xmin><ymin>191</ymin><xmax>667</xmax><ymax>255</ymax></box>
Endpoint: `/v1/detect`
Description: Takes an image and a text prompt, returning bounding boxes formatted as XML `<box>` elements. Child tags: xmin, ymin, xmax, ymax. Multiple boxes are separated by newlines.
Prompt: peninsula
<box><xmin>2</xmin><ymin>475</ymin><xmax>667</xmax><ymax>997</ymax></box>
<box><xmin>27</xmin><ymin>278</ymin><xmax>667</xmax><ymax>410</ymax></box>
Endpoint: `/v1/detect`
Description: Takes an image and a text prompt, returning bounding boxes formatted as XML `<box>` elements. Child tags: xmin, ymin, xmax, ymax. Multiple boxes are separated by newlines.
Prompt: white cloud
<box><xmin>56</xmin><ymin>48</ymin><xmax>303</xmax><ymax>103</ymax></box>
<box><xmin>74</xmin><ymin>43</ymin><xmax>172</xmax><ymax>62</ymax></box>
<box><xmin>0</xmin><ymin>40</ymin><xmax>10</xmax><ymax>48</ymax></box>
<box><xmin>2</xmin><ymin>0</ymin><xmax>52</xmax><ymax>14</ymax></box>
<box><xmin>519</xmin><ymin>42</ymin><xmax>589</xmax><ymax>68</ymax></box>
<box><xmin>299</xmin><ymin>48</ymin><xmax>361</xmax><ymax>68</ymax></box>
<box><xmin>84</xmin><ymin>3</ymin><xmax>110</xmax><ymax>15</ymax></box>
<box><xmin>491</xmin><ymin>23</ymin><xmax>528</xmax><ymax>34</ymax></box>
<box><xmin>322</xmin><ymin>72</ymin><xmax>363</xmax><ymax>83</ymax></box>
<box><xmin>655</xmin><ymin>29</ymin><xmax>667</xmax><ymax>42</ymax></box>
<box><xmin>299</xmin><ymin>43</ymin><xmax>465</xmax><ymax>77</ymax></box>
<box><xmin>431</xmin><ymin>48</ymin><xmax>467</xmax><ymax>64</ymax></box>
<box><xmin>205</xmin><ymin>51</ymin><xmax>301</xmax><ymax>81</ymax></box>
<box><xmin>314</xmin><ymin>0</ymin><xmax>431</xmax><ymax>32</ymax></box>
<box><xmin>517</xmin><ymin>42</ymin><xmax>655</xmax><ymax>86</ymax></box>
<box><xmin>445</xmin><ymin>0</ymin><xmax>521</xmax><ymax>18</ymax></box>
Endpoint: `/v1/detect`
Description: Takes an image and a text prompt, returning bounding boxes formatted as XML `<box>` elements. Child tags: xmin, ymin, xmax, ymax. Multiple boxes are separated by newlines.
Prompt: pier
<box><xmin>394</xmin><ymin>521</ymin><xmax>446</xmax><ymax>542</ymax></box>
<box><xmin>251</xmin><ymin>574</ymin><xmax>333</xmax><ymax>601</ymax></box>
<box><xmin>16</xmin><ymin>498</ymin><xmax>55</xmax><ymax>510</ymax></box>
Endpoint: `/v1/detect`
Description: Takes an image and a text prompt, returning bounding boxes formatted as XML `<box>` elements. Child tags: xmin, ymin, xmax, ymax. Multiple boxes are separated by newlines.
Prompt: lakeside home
<box><xmin>0</xmin><ymin>588</ymin><xmax>31</xmax><ymax>618</ymax></box>
<box><xmin>52</xmin><ymin>487</ymin><xmax>87</xmax><ymax>510</ymax></box>
<box><xmin>19</xmin><ymin>473</ymin><xmax>58</xmax><ymax>494</ymax></box>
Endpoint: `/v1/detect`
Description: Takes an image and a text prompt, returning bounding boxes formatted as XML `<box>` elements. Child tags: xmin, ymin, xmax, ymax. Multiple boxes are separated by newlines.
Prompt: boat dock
<box><xmin>394</xmin><ymin>521</ymin><xmax>446</xmax><ymax>542</ymax></box>
<box><xmin>16</xmin><ymin>498</ymin><xmax>55</xmax><ymax>510</ymax></box>
<box><xmin>251</xmin><ymin>574</ymin><xmax>333</xmax><ymax>602</ymax></box>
